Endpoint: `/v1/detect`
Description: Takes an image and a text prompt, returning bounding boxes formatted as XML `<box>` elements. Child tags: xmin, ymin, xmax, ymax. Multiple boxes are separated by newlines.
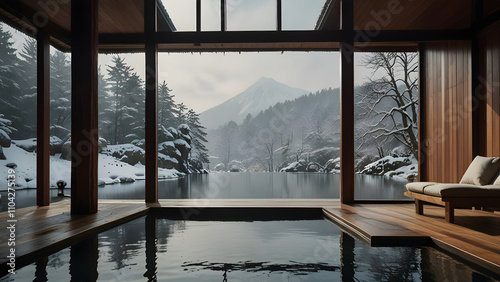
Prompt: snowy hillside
<box><xmin>200</xmin><ymin>77</ymin><xmax>308</xmax><ymax>129</ymax></box>
<box><xmin>0</xmin><ymin>143</ymin><xmax>182</xmax><ymax>190</ymax></box>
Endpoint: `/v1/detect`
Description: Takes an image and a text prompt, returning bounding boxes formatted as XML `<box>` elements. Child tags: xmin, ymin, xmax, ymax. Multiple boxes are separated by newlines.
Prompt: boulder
<box><xmin>60</xmin><ymin>138</ymin><xmax>72</xmax><ymax>161</ymax></box>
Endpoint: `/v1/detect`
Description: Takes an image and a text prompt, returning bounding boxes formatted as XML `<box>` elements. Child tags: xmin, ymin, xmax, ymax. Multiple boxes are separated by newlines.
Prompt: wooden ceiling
<box><xmin>0</xmin><ymin>0</ymin><xmax>173</xmax><ymax>50</ymax></box>
<box><xmin>317</xmin><ymin>0</ymin><xmax>473</xmax><ymax>31</ymax></box>
<box><xmin>0</xmin><ymin>0</ymin><xmax>493</xmax><ymax>53</ymax></box>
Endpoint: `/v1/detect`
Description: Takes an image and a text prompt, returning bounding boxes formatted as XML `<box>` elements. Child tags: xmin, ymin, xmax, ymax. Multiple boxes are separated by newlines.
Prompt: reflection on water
<box><xmin>95</xmin><ymin>172</ymin><xmax>408</xmax><ymax>200</ymax></box>
<box><xmin>0</xmin><ymin>173</ymin><xmax>410</xmax><ymax>211</ymax></box>
<box><xmin>2</xmin><ymin>216</ymin><xmax>496</xmax><ymax>282</ymax></box>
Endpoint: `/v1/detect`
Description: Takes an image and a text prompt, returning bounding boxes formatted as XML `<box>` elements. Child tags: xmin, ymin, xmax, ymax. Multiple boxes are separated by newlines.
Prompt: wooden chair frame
<box><xmin>404</xmin><ymin>191</ymin><xmax>499</xmax><ymax>223</ymax></box>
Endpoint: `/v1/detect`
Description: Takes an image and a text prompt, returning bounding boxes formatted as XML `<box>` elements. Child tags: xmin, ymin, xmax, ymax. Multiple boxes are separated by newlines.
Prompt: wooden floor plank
<box><xmin>325</xmin><ymin>203</ymin><xmax>500</xmax><ymax>274</ymax></box>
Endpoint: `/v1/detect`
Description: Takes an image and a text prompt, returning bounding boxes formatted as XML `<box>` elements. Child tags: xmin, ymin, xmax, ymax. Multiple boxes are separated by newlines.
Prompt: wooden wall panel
<box><xmin>422</xmin><ymin>42</ymin><xmax>473</xmax><ymax>183</ymax></box>
<box><xmin>483</xmin><ymin>30</ymin><xmax>500</xmax><ymax>157</ymax></box>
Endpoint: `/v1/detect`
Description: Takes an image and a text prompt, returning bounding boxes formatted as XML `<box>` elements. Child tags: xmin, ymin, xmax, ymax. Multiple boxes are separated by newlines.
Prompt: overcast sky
<box><xmin>4</xmin><ymin>0</ymin><xmax>376</xmax><ymax>113</ymax></box>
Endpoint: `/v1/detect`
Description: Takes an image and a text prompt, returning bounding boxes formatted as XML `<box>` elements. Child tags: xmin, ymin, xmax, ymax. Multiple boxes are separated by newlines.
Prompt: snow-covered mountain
<box><xmin>200</xmin><ymin>77</ymin><xmax>309</xmax><ymax>129</ymax></box>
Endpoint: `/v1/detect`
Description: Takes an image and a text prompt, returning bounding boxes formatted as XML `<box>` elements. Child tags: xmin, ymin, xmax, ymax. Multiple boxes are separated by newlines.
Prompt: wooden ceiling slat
<box><xmin>353</xmin><ymin>0</ymin><xmax>471</xmax><ymax>30</ymax></box>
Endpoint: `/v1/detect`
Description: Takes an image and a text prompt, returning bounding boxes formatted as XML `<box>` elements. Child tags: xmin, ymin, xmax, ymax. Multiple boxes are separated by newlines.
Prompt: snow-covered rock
<box><xmin>213</xmin><ymin>163</ymin><xmax>225</xmax><ymax>172</ymax></box>
<box><xmin>60</xmin><ymin>138</ymin><xmax>71</xmax><ymax>161</ymax></box>
<box><xmin>280</xmin><ymin>161</ymin><xmax>307</xmax><ymax>172</ymax></box>
<box><xmin>360</xmin><ymin>155</ymin><xmax>417</xmax><ymax>180</ymax></box>
<box><xmin>12</xmin><ymin>138</ymin><xmax>37</xmax><ymax>152</ymax></box>
<box><xmin>107</xmin><ymin>144</ymin><xmax>145</xmax><ymax>166</ymax></box>
<box><xmin>0</xmin><ymin>129</ymin><xmax>11</xmax><ymax>148</ymax></box>
<box><xmin>324</xmin><ymin>157</ymin><xmax>340</xmax><ymax>173</ymax></box>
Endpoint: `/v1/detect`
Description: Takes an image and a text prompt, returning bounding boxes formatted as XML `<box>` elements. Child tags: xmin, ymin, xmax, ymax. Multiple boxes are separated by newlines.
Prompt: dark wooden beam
<box><xmin>277</xmin><ymin>0</ymin><xmax>282</xmax><ymax>31</ymax></box>
<box><xmin>418</xmin><ymin>43</ymin><xmax>428</xmax><ymax>181</ymax></box>
<box><xmin>221</xmin><ymin>0</ymin><xmax>226</xmax><ymax>31</ymax></box>
<box><xmin>145</xmin><ymin>0</ymin><xmax>158</xmax><ymax>203</ymax></box>
<box><xmin>196</xmin><ymin>0</ymin><xmax>201</xmax><ymax>32</ymax></box>
<box><xmin>340</xmin><ymin>0</ymin><xmax>354</xmax><ymax>204</ymax></box>
<box><xmin>0</xmin><ymin>2</ymin><xmax>71</xmax><ymax>48</ymax></box>
<box><xmin>98</xmin><ymin>29</ymin><xmax>471</xmax><ymax>47</ymax></box>
<box><xmin>36</xmin><ymin>29</ymin><xmax>50</xmax><ymax>206</ymax></box>
<box><xmin>70</xmin><ymin>0</ymin><xmax>99</xmax><ymax>214</ymax></box>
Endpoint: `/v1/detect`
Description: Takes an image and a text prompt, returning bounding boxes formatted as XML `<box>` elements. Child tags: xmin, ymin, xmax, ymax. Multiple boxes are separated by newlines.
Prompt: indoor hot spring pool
<box><xmin>0</xmin><ymin>209</ymin><xmax>498</xmax><ymax>282</ymax></box>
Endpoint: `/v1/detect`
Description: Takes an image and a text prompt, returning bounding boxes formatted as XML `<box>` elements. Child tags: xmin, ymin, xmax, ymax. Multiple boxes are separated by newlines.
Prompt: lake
<box><xmin>0</xmin><ymin>173</ymin><xmax>409</xmax><ymax>211</ymax></box>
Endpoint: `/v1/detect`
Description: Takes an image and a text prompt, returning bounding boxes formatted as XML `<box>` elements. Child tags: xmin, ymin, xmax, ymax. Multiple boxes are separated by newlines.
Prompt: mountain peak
<box><xmin>200</xmin><ymin>77</ymin><xmax>308</xmax><ymax>129</ymax></box>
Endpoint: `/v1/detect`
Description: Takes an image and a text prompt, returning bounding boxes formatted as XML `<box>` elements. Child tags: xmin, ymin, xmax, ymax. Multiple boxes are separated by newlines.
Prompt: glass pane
<box><xmin>155</xmin><ymin>51</ymin><xmax>340</xmax><ymax>199</ymax></box>
<box><xmin>227</xmin><ymin>0</ymin><xmax>276</xmax><ymax>31</ymax></box>
<box><xmin>0</xmin><ymin>22</ymin><xmax>39</xmax><ymax>210</ymax></box>
<box><xmin>354</xmin><ymin>52</ymin><xmax>419</xmax><ymax>200</ymax></box>
<box><xmin>282</xmin><ymin>0</ymin><xmax>327</xmax><ymax>30</ymax></box>
<box><xmin>97</xmin><ymin>53</ymin><xmax>146</xmax><ymax>192</ymax></box>
<box><xmin>202</xmin><ymin>0</ymin><xmax>221</xmax><ymax>31</ymax></box>
<box><xmin>162</xmin><ymin>0</ymin><xmax>196</xmax><ymax>31</ymax></box>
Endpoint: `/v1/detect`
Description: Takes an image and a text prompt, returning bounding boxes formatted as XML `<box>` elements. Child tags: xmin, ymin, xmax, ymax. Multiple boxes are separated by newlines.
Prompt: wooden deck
<box><xmin>324</xmin><ymin>203</ymin><xmax>500</xmax><ymax>275</ymax></box>
<box><xmin>0</xmin><ymin>199</ymin><xmax>499</xmax><ymax>276</ymax></box>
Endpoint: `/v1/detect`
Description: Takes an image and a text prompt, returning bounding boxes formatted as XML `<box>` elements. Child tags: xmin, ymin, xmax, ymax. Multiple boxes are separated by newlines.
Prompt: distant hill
<box><xmin>200</xmin><ymin>77</ymin><xmax>309</xmax><ymax>129</ymax></box>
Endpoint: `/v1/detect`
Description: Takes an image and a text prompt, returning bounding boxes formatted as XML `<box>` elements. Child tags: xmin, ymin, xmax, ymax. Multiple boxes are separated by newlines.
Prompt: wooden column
<box><xmin>70</xmin><ymin>0</ymin><xmax>99</xmax><ymax>214</ymax></box>
<box><xmin>340</xmin><ymin>0</ymin><xmax>355</xmax><ymax>204</ymax></box>
<box><xmin>196</xmin><ymin>0</ymin><xmax>201</xmax><ymax>32</ymax></box>
<box><xmin>221</xmin><ymin>0</ymin><xmax>226</xmax><ymax>31</ymax></box>
<box><xmin>418</xmin><ymin>43</ymin><xmax>428</xmax><ymax>181</ymax></box>
<box><xmin>277</xmin><ymin>0</ymin><xmax>282</xmax><ymax>31</ymax></box>
<box><xmin>145</xmin><ymin>0</ymin><xmax>159</xmax><ymax>203</ymax></box>
<box><xmin>471</xmin><ymin>0</ymin><xmax>485</xmax><ymax>157</ymax></box>
<box><xmin>36</xmin><ymin>30</ymin><xmax>50</xmax><ymax>206</ymax></box>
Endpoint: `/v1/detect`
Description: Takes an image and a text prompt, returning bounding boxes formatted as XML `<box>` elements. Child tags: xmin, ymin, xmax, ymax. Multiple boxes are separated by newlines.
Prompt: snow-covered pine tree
<box><xmin>186</xmin><ymin>109</ymin><xmax>209</xmax><ymax>166</ymax></box>
<box><xmin>0</xmin><ymin>23</ymin><xmax>25</xmax><ymax>139</ymax></box>
<box><xmin>17</xmin><ymin>37</ymin><xmax>37</xmax><ymax>137</ymax></box>
<box><xmin>175</xmin><ymin>102</ymin><xmax>188</xmax><ymax>125</ymax></box>
<box><xmin>50</xmin><ymin>50</ymin><xmax>72</xmax><ymax>137</ymax></box>
<box><xmin>105</xmin><ymin>55</ymin><xmax>144</xmax><ymax>144</ymax></box>
<box><xmin>97</xmin><ymin>66</ymin><xmax>112</xmax><ymax>143</ymax></box>
<box><xmin>158</xmin><ymin>80</ymin><xmax>176</xmax><ymax>127</ymax></box>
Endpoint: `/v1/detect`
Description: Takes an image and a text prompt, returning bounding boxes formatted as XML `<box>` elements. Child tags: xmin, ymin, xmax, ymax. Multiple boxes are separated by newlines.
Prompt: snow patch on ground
<box><xmin>0</xmin><ymin>143</ymin><xmax>182</xmax><ymax>190</ymax></box>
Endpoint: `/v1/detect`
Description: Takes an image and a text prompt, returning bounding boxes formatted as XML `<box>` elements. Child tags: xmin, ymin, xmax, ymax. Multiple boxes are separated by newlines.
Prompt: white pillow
<box><xmin>459</xmin><ymin>156</ymin><xmax>500</xmax><ymax>185</ymax></box>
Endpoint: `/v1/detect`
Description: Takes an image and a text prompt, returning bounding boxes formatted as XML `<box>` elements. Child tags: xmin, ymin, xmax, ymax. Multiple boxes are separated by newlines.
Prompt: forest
<box><xmin>0</xmin><ymin>24</ymin><xmax>208</xmax><ymax>176</ymax></box>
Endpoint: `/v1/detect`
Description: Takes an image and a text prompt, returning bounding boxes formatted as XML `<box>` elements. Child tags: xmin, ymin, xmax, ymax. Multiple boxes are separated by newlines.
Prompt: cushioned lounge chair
<box><xmin>404</xmin><ymin>156</ymin><xmax>500</xmax><ymax>223</ymax></box>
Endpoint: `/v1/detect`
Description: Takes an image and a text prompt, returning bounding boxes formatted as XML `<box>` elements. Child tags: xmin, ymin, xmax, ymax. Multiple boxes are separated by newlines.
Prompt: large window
<box><xmin>354</xmin><ymin>52</ymin><xmax>419</xmax><ymax>200</ymax></box>
<box><xmin>155</xmin><ymin>51</ymin><xmax>340</xmax><ymax>199</ymax></box>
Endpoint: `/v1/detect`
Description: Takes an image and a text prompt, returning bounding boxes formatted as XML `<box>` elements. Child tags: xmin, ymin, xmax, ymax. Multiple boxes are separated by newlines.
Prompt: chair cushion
<box><xmin>423</xmin><ymin>184</ymin><xmax>500</xmax><ymax>198</ymax></box>
<box><xmin>405</xmin><ymin>182</ymin><xmax>438</xmax><ymax>193</ymax></box>
<box><xmin>459</xmin><ymin>156</ymin><xmax>500</xmax><ymax>185</ymax></box>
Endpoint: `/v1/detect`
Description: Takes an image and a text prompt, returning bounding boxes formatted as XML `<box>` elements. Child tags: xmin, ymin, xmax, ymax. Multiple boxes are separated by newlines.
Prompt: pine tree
<box><xmin>0</xmin><ymin>23</ymin><xmax>24</xmax><ymax>139</ymax></box>
<box><xmin>98</xmin><ymin>66</ymin><xmax>112</xmax><ymax>143</ymax></box>
<box><xmin>16</xmin><ymin>37</ymin><xmax>38</xmax><ymax>138</ymax></box>
<box><xmin>105</xmin><ymin>55</ymin><xmax>144</xmax><ymax>144</ymax></box>
<box><xmin>158</xmin><ymin>80</ymin><xmax>176</xmax><ymax>126</ymax></box>
<box><xmin>186</xmin><ymin>109</ymin><xmax>209</xmax><ymax>165</ymax></box>
<box><xmin>175</xmin><ymin>102</ymin><xmax>188</xmax><ymax>125</ymax></box>
<box><xmin>50</xmin><ymin>50</ymin><xmax>72</xmax><ymax>134</ymax></box>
